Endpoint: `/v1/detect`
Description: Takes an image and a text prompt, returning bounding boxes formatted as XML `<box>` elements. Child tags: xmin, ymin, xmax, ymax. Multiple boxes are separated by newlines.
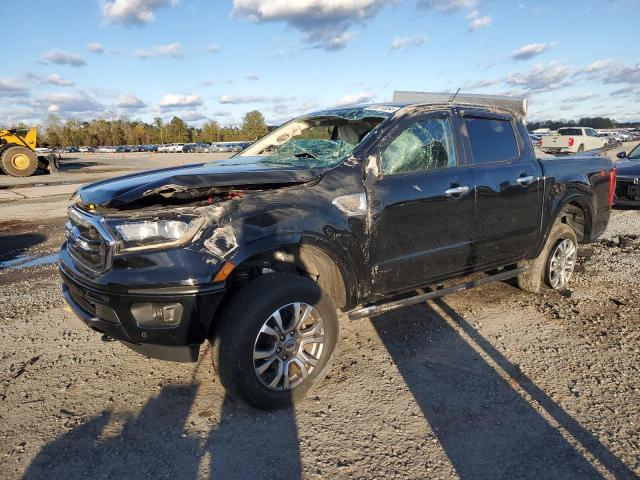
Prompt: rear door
<box><xmin>367</xmin><ymin>110</ymin><xmax>476</xmax><ymax>294</ymax></box>
<box><xmin>457</xmin><ymin>110</ymin><xmax>543</xmax><ymax>268</ymax></box>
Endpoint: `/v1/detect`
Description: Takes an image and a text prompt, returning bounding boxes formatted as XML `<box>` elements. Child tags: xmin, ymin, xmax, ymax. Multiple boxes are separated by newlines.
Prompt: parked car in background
<box><xmin>167</xmin><ymin>143</ymin><xmax>186</xmax><ymax>153</ymax></box>
<box><xmin>541</xmin><ymin>127</ymin><xmax>607</xmax><ymax>154</ymax></box>
<box><xmin>157</xmin><ymin>144</ymin><xmax>171</xmax><ymax>153</ymax></box>
<box><xmin>529</xmin><ymin>134</ymin><xmax>542</xmax><ymax>147</ymax></box>
<box><xmin>78</xmin><ymin>146</ymin><xmax>93</xmax><ymax>153</ymax></box>
<box><xmin>60</xmin><ymin>94</ymin><xmax>614</xmax><ymax>409</ymax></box>
<box><xmin>35</xmin><ymin>147</ymin><xmax>52</xmax><ymax>154</ymax></box>
<box><xmin>614</xmin><ymin>144</ymin><xmax>640</xmax><ymax>206</ymax></box>
<box><xmin>97</xmin><ymin>146</ymin><xmax>118</xmax><ymax>153</ymax></box>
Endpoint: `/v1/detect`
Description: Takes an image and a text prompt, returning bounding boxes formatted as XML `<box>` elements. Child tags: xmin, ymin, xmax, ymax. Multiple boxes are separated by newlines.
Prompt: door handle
<box><xmin>515</xmin><ymin>175</ymin><xmax>535</xmax><ymax>186</ymax></box>
<box><xmin>445</xmin><ymin>185</ymin><xmax>470</xmax><ymax>197</ymax></box>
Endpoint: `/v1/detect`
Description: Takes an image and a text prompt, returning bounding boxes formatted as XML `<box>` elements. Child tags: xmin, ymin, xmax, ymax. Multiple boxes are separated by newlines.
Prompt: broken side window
<box><xmin>381</xmin><ymin>117</ymin><xmax>457</xmax><ymax>175</ymax></box>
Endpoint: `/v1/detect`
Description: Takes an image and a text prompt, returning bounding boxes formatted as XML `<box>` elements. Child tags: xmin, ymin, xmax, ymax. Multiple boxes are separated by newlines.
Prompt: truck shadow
<box><xmin>372</xmin><ymin>298</ymin><xmax>636</xmax><ymax>479</ymax></box>
<box><xmin>23</xmin><ymin>384</ymin><xmax>300</xmax><ymax>480</ymax></box>
<box><xmin>23</xmin><ymin>299</ymin><xmax>636</xmax><ymax>479</ymax></box>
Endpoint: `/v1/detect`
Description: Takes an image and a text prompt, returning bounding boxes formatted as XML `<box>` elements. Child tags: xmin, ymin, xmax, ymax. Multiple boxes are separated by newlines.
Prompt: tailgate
<box><xmin>541</xmin><ymin>136</ymin><xmax>569</xmax><ymax>148</ymax></box>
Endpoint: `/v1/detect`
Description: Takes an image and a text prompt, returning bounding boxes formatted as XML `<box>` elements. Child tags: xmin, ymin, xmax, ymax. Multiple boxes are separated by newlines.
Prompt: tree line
<box><xmin>527</xmin><ymin>117</ymin><xmax>639</xmax><ymax>131</ymax></box>
<box><xmin>20</xmin><ymin>110</ymin><xmax>269</xmax><ymax>147</ymax></box>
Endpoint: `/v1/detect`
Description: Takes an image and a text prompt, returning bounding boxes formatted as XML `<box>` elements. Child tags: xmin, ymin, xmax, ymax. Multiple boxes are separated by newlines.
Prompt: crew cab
<box><xmin>60</xmin><ymin>92</ymin><xmax>614</xmax><ymax>409</ymax></box>
<box><xmin>541</xmin><ymin>127</ymin><xmax>607</xmax><ymax>154</ymax></box>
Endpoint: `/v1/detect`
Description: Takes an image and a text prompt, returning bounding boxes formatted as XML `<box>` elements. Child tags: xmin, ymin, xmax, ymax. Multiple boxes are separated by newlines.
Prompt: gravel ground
<box><xmin>1</xmin><ymin>215</ymin><xmax>640</xmax><ymax>478</ymax></box>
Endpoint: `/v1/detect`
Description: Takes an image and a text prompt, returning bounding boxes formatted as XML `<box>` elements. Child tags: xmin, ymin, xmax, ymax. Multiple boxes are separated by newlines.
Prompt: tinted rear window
<box><xmin>558</xmin><ymin>128</ymin><xmax>582</xmax><ymax>136</ymax></box>
<box><xmin>465</xmin><ymin>118</ymin><xmax>519</xmax><ymax>164</ymax></box>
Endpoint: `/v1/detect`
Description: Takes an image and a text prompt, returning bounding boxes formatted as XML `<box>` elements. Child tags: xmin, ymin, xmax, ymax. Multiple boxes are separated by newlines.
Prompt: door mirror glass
<box><xmin>617</xmin><ymin>151</ymin><xmax>627</xmax><ymax>159</ymax></box>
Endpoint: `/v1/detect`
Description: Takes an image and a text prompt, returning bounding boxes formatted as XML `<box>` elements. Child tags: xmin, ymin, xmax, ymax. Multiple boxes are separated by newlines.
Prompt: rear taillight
<box><xmin>609</xmin><ymin>168</ymin><xmax>617</xmax><ymax>207</ymax></box>
<box><xmin>568</xmin><ymin>137</ymin><xmax>574</xmax><ymax>147</ymax></box>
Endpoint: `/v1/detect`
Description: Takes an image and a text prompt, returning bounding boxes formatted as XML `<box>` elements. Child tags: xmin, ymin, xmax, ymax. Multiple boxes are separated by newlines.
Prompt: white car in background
<box><xmin>168</xmin><ymin>143</ymin><xmax>186</xmax><ymax>153</ymax></box>
<box><xmin>541</xmin><ymin>127</ymin><xmax>607</xmax><ymax>154</ymax></box>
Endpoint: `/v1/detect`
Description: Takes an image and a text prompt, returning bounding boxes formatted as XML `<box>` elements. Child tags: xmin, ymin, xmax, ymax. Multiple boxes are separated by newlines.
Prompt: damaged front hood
<box><xmin>77</xmin><ymin>156</ymin><xmax>325</xmax><ymax>208</ymax></box>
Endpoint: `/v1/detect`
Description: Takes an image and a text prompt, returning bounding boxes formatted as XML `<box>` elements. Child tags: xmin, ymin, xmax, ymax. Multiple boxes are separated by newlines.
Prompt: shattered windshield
<box><xmin>240</xmin><ymin>106</ymin><xmax>394</xmax><ymax>168</ymax></box>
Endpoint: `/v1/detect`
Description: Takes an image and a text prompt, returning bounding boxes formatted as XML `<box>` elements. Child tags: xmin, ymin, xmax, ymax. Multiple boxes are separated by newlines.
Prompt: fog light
<box><xmin>130</xmin><ymin>302</ymin><xmax>183</xmax><ymax>328</ymax></box>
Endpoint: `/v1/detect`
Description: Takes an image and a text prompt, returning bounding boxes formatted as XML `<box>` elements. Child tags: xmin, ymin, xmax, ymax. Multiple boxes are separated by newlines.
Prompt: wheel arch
<box><xmin>224</xmin><ymin>233</ymin><xmax>358</xmax><ymax>312</ymax></box>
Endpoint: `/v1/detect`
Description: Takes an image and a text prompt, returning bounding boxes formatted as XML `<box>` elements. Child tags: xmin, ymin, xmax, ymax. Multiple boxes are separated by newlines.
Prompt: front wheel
<box><xmin>213</xmin><ymin>272</ymin><xmax>338</xmax><ymax>410</ymax></box>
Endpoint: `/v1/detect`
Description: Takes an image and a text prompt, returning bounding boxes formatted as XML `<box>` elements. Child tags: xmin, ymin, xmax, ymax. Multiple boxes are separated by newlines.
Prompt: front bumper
<box><xmin>60</xmin><ymin>263</ymin><xmax>225</xmax><ymax>362</ymax></box>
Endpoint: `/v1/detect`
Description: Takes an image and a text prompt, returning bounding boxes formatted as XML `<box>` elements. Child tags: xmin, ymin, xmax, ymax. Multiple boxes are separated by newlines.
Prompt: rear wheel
<box><xmin>0</xmin><ymin>146</ymin><xmax>38</xmax><ymax>177</ymax></box>
<box><xmin>213</xmin><ymin>272</ymin><xmax>338</xmax><ymax>410</ymax></box>
<box><xmin>518</xmin><ymin>222</ymin><xmax>578</xmax><ymax>292</ymax></box>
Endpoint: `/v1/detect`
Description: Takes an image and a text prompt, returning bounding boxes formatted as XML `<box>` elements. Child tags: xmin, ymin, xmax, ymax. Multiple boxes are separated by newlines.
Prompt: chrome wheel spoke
<box><xmin>268</xmin><ymin>360</ymin><xmax>284</xmax><ymax>389</ymax></box>
<box><xmin>300</xmin><ymin>335</ymin><xmax>324</xmax><ymax>347</ymax></box>
<box><xmin>298</xmin><ymin>349</ymin><xmax>318</xmax><ymax>367</ymax></box>
<box><xmin>271</xmin><ymin>310</ymin><xmax>285</xmax><ymax>333</ymax></box>
<box><xmin>253</xmin><ymin>302</ymin><xmax>325</xmax><ymax>392</ymax></box>
<box><xmin>255</xmin><ymin>355</ymin><xmax>278</xmax><ymax>375</ymax></box>
<box><xmin>260</xmin><ymin>324</ymin><xmax>279</xmax><ymax>338</ymax></box>
<box><xmin>253</xmin><ymin>343</ymin><xmax>277</xmax><ymax>360</ymax></box>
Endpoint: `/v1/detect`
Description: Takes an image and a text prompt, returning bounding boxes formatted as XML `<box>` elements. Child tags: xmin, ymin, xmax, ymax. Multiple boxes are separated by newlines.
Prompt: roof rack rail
<box><xmin>393</xmin><ymin>91</ymin><xmax>528</xmax><ymax>117</ymax></box>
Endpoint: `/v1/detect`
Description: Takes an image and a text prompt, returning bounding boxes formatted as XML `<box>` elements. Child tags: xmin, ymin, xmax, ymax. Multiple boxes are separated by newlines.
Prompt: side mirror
<box><xmin>617</xmin><ymin>151</ymin><xmax>627</xmax><ymax>159</ymax></box>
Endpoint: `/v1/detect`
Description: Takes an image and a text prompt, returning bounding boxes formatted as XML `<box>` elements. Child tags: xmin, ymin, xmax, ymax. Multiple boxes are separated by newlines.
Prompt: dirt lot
<box><xmin>1</xmin><ymin>148</ymin><xmax>640</xmax><ymax>479</ymax></box>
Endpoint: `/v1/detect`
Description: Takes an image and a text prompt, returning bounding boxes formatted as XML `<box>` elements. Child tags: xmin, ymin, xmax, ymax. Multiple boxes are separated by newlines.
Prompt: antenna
<box><xmin>448</xmin><ymin>88</ymin><xmax>461</xmax><ymax>103</ymax></box>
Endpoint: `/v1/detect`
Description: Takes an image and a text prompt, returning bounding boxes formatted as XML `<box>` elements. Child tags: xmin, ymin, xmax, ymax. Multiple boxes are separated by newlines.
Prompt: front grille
<box><xmin>615</xmin><ymin>178</ymin><xmax>640</xmax><ymax>202</ymax></box>
<box><xmin>66</xmin><ymin>206</ymin><xmax>113</xmax><ymax>274</ymax></box>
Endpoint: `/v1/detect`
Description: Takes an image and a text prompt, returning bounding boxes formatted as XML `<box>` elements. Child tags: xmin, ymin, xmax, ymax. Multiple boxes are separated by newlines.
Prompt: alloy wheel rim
<box><xmin>253</xmin><ymin>302</ymin><xmax>325</xmax><ymax>391</ymax></box>
<box><xmin>549</xmin><ymin>238</ymin><xmax>577</xmax><ymax>289</ymax></box>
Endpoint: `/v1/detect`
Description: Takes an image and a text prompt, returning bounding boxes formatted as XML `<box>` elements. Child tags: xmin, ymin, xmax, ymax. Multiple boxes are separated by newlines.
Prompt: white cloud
<box><xmin>232</xmin><ymin>0</ymin><xmax>392</xmax><ymax>51</ymax></box>
<box><xmin>133</xmin><ymin>42</ymin><xmax>183</xmax><ymax>59</ymax></box>
<box><xmin>42</xmin><ymin>50</ymin><xmax>86</xmax><ymax>67</ymax></box>
<box><xmin>218</xmin><ymin>95</ymin><xmax>294</xmax><ymax>104</ymax></box>
<box><xmin>418</xmin><ymin>0</ymin><xmax>478</xmax><ymax>13</ymax></box>
<box><xmin>583</xmin><ymin>59</ymin><xmax>615</xmax><ymax>73</ymax></box>
<box><xmin>0</xmin><ymin>78</ymin><xmax>30</xmax><ymax>97</ymax></box>
<box><xmin>45</xmin><ymin>74</ymin><xmax>74</xmax><ymax>87</ymax></box>
<box><xmin>389</xmin><ymin>35</ymin><xmax>425</xmax><ymax>51</ymax></box>
<box><xmin>463</xmin><ymin>78</ymin><xmax>500</xmax><ymax>89</ymax></box>
<box><xmin>88</xmin><ymin>42</ymin><xmax>105</xmax><ymax>54</ymax></box>
<box><xmin>159</xmin><ymin>94</ymin><xmax>203</xmax><ymax>109</ymax></box>
<box><xmin>335</xmin><ymin>92</ymin><xmax>376</xmax><ymax>106</ymax></box>
<box><xmin>156</xmin><ymin>42</ymin><xmax>183</xmax><ymax>58</ymax></box>
<box><xmin>468</xmin><ymin>15</ymin><xmax>491</xmax><ymax>31</ymax></box>
<box><xmin>206</xmin><ymin>44</ymin><xmax>220</xmax><ymax>53</ymax></box>
<box><xmin>506</xmin><ymin>61</ymin><xmax>573</xmax><ymax>94</ymax></box>
<box><xmin>117</xmin><ymin>94</ymin><xmax>146</xmax><ymax>109</ymax></box>
<box><xmin>101</xmin><ymin>0</ymin><xmax>178</xmax><ymax>25</ymax></box>
<box><xmin>561</xmin><ymin>93</ymin><xmax>598</xmax><ymax>103</ymax></box>
<box><xmin>37</xmin><ymin>93</ymin><xmax>103</xmax><ymax>114</ymax></box>
<box><xmin>512</xmin><ymin>42</ymin><xmax>555</xmax><ymax>61</ymax></box>
<box><xmin>180</xmin><ymin>111</ymin><xmax>207</xmax><ymax>122</ymax></box>
<box><xmin>603</xmin><ymin>63</ymin><xmax>640</xmax><ymax>85</ymax></box>
<box><xmin>133</xmin><ymin>49</ymin><xmax>155</xmax><ymax>59</ymax></box>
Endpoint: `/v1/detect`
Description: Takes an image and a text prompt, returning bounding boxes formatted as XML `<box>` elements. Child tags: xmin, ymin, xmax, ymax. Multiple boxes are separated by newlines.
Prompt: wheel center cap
<box><xmin>283</xmin><ymin>339</ymin><xmax>296</xmax><ymax>352</ymax></box>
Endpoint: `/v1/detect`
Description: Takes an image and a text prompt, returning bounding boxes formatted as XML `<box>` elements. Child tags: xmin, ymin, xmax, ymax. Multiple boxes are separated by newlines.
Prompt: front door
<box><xmin>367</xmin><ymin>111</ymin><xmax>476</xmax><ymax>294</ymax></box>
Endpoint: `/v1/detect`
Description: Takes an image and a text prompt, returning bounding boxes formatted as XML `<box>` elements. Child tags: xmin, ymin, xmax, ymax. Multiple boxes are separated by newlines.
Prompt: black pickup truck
<box><xmin>60</xmin><ymin>94</ymin><xmax>615</xmax><ymax>409</ymax></box>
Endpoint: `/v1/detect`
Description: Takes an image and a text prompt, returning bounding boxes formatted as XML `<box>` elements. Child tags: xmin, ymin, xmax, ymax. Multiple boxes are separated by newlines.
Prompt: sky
<box><xmin>2</xmin><ymin>0</ymin><xmax>639</xmax><ymax>127</ymax></box>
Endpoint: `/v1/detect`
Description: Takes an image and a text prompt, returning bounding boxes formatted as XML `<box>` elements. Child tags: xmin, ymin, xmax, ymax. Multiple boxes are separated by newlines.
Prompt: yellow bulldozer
<box><xmin>0</xmin><ymin>127</ymin><xmax>58</xmax><ymax>177</ymax></box>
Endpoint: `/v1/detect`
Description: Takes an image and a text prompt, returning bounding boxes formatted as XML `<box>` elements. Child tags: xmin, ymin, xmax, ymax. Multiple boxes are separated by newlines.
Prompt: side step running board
<box><xmin>348</xmin><ymin>267</ymin><xmax>527</xmax><ymax>320</ymax></box>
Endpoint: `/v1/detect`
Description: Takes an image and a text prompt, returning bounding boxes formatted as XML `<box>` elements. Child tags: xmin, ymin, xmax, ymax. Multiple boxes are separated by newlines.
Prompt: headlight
<box><xmin>107</xmin><ymin>216</ymin><xmax>205</xmax><ymax>253</ymax></box>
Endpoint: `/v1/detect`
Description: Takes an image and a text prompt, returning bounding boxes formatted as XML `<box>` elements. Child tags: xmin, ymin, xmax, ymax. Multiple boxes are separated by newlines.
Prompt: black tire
<box><xmin>213</xmin><ymin>272</ymin><xmax>338</xmax><ymax>410</ymax></box>
<box><xmin>578</xmin><ymin>144</ymin><xmax>585</xmax><ymax>153</ymax></box>
<box><xmin>0</xmin><ymin>146</ymin><xmax>38</xmax><ymax>177</ymax></box>
<box><xmin>517</xmin><ymin>222</ymin><xmax>578</xmax><ymax>293</ymax></box>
